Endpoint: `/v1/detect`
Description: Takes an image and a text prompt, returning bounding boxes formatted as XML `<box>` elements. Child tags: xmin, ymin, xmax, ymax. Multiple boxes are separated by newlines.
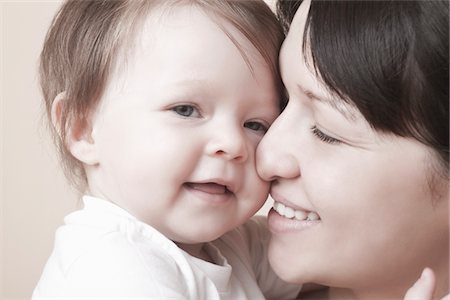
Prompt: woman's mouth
<box><xmin>273</xmin><ymin>201</ymin><xmax>320</xmax><ymax>221</ymax></box>
<box><xmin>268</xmin><ymin>201</ymin><xmax>321</xmax><ymax>233</ymax></box>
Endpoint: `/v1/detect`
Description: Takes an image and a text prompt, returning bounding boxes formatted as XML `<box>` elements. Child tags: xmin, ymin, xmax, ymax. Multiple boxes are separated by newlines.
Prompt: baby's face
<box><xmin>85</xmin><ymin>6</ymin><xmax>279</xmax><ymax>244</ymax></box>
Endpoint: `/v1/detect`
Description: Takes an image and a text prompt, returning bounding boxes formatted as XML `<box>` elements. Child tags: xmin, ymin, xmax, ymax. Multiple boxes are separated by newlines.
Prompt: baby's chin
<box><xmin>164</xmin><ymin>224</ymin><xmax>229</xmax><ymax>245</ymax></box>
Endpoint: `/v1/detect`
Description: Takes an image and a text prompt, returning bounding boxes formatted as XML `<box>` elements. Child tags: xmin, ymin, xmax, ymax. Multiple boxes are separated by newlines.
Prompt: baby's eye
<box><xmin>244</xmin><ymin>121</ymin><xmax>268</xmax><ymax>134</ymax></box>
<box><xmin>171</xmin><ymin>105</ymin><xmax>201</xmax><ymax>118</ymax></box>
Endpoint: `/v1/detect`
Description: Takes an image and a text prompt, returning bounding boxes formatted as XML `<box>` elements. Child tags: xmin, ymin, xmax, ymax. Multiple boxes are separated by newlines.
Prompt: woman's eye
<box><xmin>171</xmin><ymin>105</ymin><xmax>200</xmax><ymax>118</ymax></box>
<box><xmin>244</xmin><ymin>121</ymin><xmax>268</xmax><ymax>133</ymax></box>
<box><xmin>311</xmin><ymin>126</ymin><xmax>342</xmax><ymax>144</ymax></box>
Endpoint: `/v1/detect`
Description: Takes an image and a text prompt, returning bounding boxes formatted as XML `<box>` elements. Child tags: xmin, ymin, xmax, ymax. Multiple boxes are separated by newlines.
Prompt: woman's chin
<box><xmin>268</xmin><ymin>242</ymin><xmax>312</xmax><ymax>284</ymax></box>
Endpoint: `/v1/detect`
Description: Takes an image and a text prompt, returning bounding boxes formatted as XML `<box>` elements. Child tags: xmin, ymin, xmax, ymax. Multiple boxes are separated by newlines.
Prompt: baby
<box><xmin>33</xmin><ymin>0</ymin><xmax>301</xmax><ymax>299</ymax></box>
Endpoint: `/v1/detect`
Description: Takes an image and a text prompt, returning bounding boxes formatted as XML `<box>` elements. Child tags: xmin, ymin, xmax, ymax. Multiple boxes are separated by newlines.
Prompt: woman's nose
<box><xmin>256</xmin><ymin>112</ymin><xmax>301</xmax><ymax>181</ymax></box>
<box><xmin>205</xmin><ymin>125</ymin><xmax>248</xmax><ymax>163</ymax></box>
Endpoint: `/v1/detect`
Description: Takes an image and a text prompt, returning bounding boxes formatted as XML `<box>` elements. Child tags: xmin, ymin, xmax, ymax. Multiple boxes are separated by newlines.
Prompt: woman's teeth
<box><xmin>273</xmin><ymin>201</ymin><xmax>320</xmax><ymax>221</ymax></box>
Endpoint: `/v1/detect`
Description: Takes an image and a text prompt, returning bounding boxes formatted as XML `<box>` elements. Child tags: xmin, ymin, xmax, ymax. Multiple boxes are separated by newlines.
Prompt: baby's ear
<box><xmin>51</xmin><ymin>92</ymin><xmax>99</xmax><ymax>165</ymax></box>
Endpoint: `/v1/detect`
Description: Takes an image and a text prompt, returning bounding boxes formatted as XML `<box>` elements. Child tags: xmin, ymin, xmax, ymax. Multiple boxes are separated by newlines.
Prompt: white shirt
<box><xmin>33</xmin><ymin>196</ymin><xmax>301</xmax><ymax>299</ymax></box>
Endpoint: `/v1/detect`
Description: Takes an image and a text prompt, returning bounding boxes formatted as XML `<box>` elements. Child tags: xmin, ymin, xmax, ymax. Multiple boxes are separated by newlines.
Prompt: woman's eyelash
<box><xmin>311</xmin><ymin>126</ymin><xmax>342</xmax><ymax>144</ymax></box>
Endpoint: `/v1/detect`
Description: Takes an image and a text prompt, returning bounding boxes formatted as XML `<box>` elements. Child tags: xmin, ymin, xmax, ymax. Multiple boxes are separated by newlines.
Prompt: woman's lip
<box><xmin>270</xmin><ymin>190</ymin><xmax>313</xmax><ymax>212</ymax></box>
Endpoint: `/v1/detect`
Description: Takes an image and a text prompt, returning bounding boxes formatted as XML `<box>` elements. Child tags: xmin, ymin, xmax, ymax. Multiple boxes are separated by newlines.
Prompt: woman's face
<box><xmin>256</xmin><ymin>0</ymin><xmax>449</xmax><ymax>295</ymax></box>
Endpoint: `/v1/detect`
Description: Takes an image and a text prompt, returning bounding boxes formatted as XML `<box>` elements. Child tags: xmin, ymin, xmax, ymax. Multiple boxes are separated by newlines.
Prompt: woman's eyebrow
<box><xmin>303</xmin><ymin>88</ymin><xmax>357</xmax><ymax>122</ymax></box>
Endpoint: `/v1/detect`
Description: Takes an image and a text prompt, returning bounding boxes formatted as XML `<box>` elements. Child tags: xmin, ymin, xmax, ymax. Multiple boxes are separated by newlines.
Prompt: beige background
<box><xmin>2</xmin><ymin>1</ymin><xmax>76</xmax><ymax>299</ymax></box>
<box><xmin>1</xmin><ymin>1</ymin><xmax>276</xmax><ymax>299</ymax></box>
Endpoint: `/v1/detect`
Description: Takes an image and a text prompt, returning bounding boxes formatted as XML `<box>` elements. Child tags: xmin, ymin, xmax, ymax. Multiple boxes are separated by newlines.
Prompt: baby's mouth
<box><xmin>273</xmin><ymin>201</ymin><xmax>321</xmax><ymax>221</ymax></box>
<box><xmin>185</xmin><ymin>182</ymin><xmax>231</xmax><ymax>195</ymax></box>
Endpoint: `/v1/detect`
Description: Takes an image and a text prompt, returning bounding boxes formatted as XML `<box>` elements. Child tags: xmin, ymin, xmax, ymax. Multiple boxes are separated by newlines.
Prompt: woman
<box><xmin>256</xmin><ymin>0</ymin><xmax>449</xmax><ymax>299</ymax></box>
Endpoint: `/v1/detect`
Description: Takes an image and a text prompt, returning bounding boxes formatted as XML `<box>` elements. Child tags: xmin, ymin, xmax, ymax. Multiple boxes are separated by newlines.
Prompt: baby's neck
<box><xmin>176</xmin><ymin>242</ymin><xmax>214</xmax><ymax>263</ymax></box>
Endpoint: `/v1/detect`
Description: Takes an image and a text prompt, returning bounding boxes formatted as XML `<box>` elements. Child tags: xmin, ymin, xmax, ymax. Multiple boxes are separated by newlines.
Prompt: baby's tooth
<box><xmin>295</xmin><ymin>210</ymin><xmax>307</xmax><ymax>221</ymax></box>
<box><xmin>284</xmin><ymin>206</ymin><xmax>295</xmax><ymax>219</ymax></box>
<box><xmin>307</xmin><ymin>212</ymin><xmax>320</xmax><ymax>221</ymax></box>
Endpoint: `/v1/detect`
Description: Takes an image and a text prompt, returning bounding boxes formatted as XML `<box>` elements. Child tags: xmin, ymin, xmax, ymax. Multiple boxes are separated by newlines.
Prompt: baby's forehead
<box><xmin>112</xmin><ymin>5</ymin><xmax>218</xmax><ymax>67</ymax></box>
<box><xmin>112</xmin><ymin>3</ymin><xmax>264</xmax><ymax>81</ymax></box>
<box><xmin>131</xmin><ymin>3</ymin><xmax>246</xmax><ymax>52</ymax></box>
<box><xmin>104</xmin><ymin>4</ymin><xmax>247</xmax><ymax>88</ymax></box>
<box><xmin>134</xmin><ymin>5</ymin><xmax>215</xmax><ymax>49</ymax></box>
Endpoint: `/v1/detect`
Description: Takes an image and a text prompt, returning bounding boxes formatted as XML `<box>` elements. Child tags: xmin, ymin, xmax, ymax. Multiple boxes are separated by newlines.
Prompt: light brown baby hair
<box><xmin>40</xmin><ymin>0</ymin><xmax>284</xmax><ymax>191</ymax></box>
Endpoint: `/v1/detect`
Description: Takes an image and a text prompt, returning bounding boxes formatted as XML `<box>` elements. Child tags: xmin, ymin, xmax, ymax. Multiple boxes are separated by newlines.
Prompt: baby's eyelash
<box><xmin>311</xmin><ymin>126</ymin><xmax>342</xmax><ymax>144</ymax></box>
<box><xmin>170</xmin><ymin>104</ymin><xmax>201</xmax><ymax>118</ymax></box>
<box><xmin>244</xmin><ymin>121</ymin><xmax>268</xmax><ymax>133</ymax></box>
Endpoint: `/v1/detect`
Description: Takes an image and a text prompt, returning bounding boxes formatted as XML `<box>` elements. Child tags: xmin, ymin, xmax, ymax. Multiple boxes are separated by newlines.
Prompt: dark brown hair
<box><xmin>278</xmin><ymin>0</ymin><xmax>449</xmax><ymax>179</ymax></box>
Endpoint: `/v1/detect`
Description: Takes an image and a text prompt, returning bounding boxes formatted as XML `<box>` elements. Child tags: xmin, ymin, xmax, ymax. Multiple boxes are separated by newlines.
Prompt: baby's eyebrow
<box><xmin>160</xmin><ymin>78</ymin><xmax>216</xmax><ymax>100</ymax></box>
<box><xmin>171</xmin><ymin>78</ymin><xmax>215</xmax><ymax>92</ymax></box>
<box><xmin>174</xmin><ymin>78</ymin><xmax>208</xmax><ymax>87</ymax></box>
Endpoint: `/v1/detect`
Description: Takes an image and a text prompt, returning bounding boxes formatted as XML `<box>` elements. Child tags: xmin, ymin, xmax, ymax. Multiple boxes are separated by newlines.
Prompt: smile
<box><xmin>186</xmin><ymin>182</ymin><xmax>231</xmax><ymax>195</ymax></box>
<box><xmin>184</xmin><ymin>182</ymin><xmax>234</xmax><ymax>205</ymax></box>
<box><xmin>273</xmin><ymin>201</ymin><xmax>321</xmax><ymax>221</ymax></box>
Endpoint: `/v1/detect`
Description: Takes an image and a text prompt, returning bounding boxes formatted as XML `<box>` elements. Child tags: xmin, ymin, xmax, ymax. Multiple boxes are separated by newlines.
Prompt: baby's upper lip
<box><xmin>270</xmin><ymin>190</ymin><xmax>313</xmax><ymax>212</ymax></box>
<box><xmin>188</xmin><ymin>178</ymin><xmax>237</xmax><ymax>193</ymax></box>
